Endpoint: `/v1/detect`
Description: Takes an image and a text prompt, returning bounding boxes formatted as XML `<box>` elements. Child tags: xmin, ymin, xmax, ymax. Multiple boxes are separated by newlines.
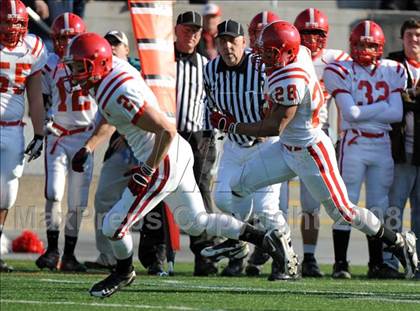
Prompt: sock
<box><xmin>116</xmin><ymin>255</ymin><xmax>133</xmax><ymax>275</ymax></box>
<box><xmin>46</xmin><ymin>230</ymin><xmax>59</xmax><ymax>251</ymax></box>
<box><xmin>238</xmin><ymin>223</ymin><xmax>265</xmax><ymax>247</ymax></box>
<box><xmin>333</xmin><ymin>229</ymin><xmax>350</xmax><ymax>263</ymax></box>
<box><xmin>366</xmin><ymin>235</ymin><xmax>383</xmax><ymax>266</ymax></box>
<box><xmin>374</xmin><ymin>225</ymin><xmax>398</xmax><ymax>246</ymax></box>
<box><xmin>63</xmin><ymin>235</ymin><xmax>77</xmax><ymax>256</ymax></box>
<box><xmin>303</xmin><ymin>244</ymin><xmax>316</xmax><ymax>255</ymax></box>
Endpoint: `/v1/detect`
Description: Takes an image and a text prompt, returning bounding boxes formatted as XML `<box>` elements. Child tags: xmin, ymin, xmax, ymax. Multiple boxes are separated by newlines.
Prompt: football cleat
<box><xmin>367</xmin><ymin>263</ymin><xmax>403</xmax><ymax>279</ymax></box>
<box><xmin>262</xmin><ymin>229</ymin><xmax>299</xmax><ymax>277</ymax></box>
<box><xmin>89</xmin><ymin>270</ymin><xmax>136</xmax><ymax>298</ymax></box>
<box><xmin>389</xmin><ymin>231</ymin><xmax>418</xmax><ymax>279</ymax></box>
<box><xmin>221</xmin><ymin>258</ymin><xmax>245</xmax><ymax>277</ymax></box>
<box><xmin>35</xmin><ymin>249</ymin><xmax>60</xmax><ymax>271</ymax></box>
<box><xmin>0</xmin><ymin>259</ymin><xmax>14</xmax><ymax>273</ymax></box>
<box><xmin>60</xmin><ymin>254</ymin><xmax>87</xmax><ymax>272</ymax></box>
<box><xmin>201</xmin><ymin>239</ymin><xmax>249</xmax><ymax>262</ymax></box>
<box><xmin>193</xmin><ymin>256</ymin><xmax>218</xmax><ymax>276</ymax></box>
<box><xmin>332</xmin><ymin>260</ymin><xmax>351</xmax><ymax>279</ymax></box>
<box><xmin>301</xmin><ymin>257</ymin><xmax>324</xmax><ymax>277</ymax></box>
<box><xmin>245</xmin><ymin>247</ymin><xmax>270</xmax><ymax>276</ymax></box>
<box><xmin>268</xmin><ymin>260</ymin><xmax>299</xmax><ymax>281</ymax></box>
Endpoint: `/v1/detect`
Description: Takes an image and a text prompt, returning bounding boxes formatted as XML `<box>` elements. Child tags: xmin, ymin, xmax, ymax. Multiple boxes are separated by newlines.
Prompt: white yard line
<box><xmin>0</xmin><ymin>299</ymin><xmax>202</xmax><ymax>310</ymax></box>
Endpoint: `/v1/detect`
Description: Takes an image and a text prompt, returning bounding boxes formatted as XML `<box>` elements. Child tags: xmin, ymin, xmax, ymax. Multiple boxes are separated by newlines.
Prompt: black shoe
<box><xmin>36</xmin><ymin>249</ymin><xmax>60</xmax><ymax>271</ymax></box>
<box><xmin>268</xmin><ymin>260</ymin><xmax>298</xmax><ymax>281</ymax></box>
<box><xmin>367</xmin><ymin>263</ymin><xmax>403</xmax><ymax>279</ymax></box>
<box><xmin>332</xmin><ymin>260</ymin><xmax>351</xmax><ymax>279</ymax></box>
<box><xmin>60</xmin><ymin>254</ymin><xmax>87</xmax><ymax>272</ymax></box>
<box><xmin>193</xmin><ymin>256</ymin><xmax>218</xmax><ymax>276</ymax></box>
<box><xmin>89</xmin><ymin>270</ymin><xmax>136</xmax><ymax>298</ymax></box>
<box><xmin>301</xmin><ymin>257</ymin><xmax>324</xmax><ymax>277</ymax></box>
<box><xmin>221</xmin><ymin>258</ymin><xmax>244</xmax><ymax>277</ymax></box>
<box><xmin>0</xmin><ymin>259</ymin><xmax>13</xmax><ymax>272</ymax></box>
<box><xmin>147</xmin><ymin>261</ymin><xmax>167</xmax><ymax>276</ymax></box>
<box><xmin>262</xmin><ymin>229</ymin><xmax>299</xmax><ymax>277</ymax></box>
<box><xmin>245</xmin><ymin>247</ymin><xmax>270</xmax><ymax>276</ymax></box>
<box><xmin>415</xmin><ymin>269</ymin><xmax>420</xmax><ymax>280</ymax></box>
<box><xmin>201</xmin><ymin>239</ymin><xmax>249</xmax><ymax>262</ymax></box>
<box><xmin>85</xmin><ymin>261</ymin><xmax>116</xmax><ymax>271</ymax></box>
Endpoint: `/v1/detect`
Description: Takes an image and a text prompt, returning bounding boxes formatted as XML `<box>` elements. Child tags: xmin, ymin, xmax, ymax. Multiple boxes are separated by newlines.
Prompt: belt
<box><xmin>283</xmin><ymin>144</ymin><xmax>302</xmax><ymax>152</ymax></box>
<box><xmin>348</xmin><ymin>129</ymin><xmax>385</xmax><ymax>145</ymax></box>
<box><xmin>240</xmin><ymin>139</ymin><xmax>263</xmax><ymax>148</ymax></box>
<box><xmin>50</xmin><ymin>123</ymin><xmax>94</xmax><ymax>154</ymax></box>
<box><xmin>0</xmin><ymin>120</ymin><xmax>25</xmax><ymax>127</ymax></box>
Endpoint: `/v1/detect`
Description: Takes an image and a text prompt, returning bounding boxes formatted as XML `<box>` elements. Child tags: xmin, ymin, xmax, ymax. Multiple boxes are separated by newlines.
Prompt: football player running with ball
<box><xmin>208</xmin><ymin>20</ymin><xmax>418</xmax><ymax>280</ymax></box>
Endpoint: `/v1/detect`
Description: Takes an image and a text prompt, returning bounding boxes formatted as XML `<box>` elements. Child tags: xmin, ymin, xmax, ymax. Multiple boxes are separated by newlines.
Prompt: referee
<box><xmin>203</xmin><ymin>19</ymin><xmax>287</xmax><ymax>279</ymax></box>
<box><xmin>174</xmin><ymin>11</ymin><xmax>218</xmax><ymax>276</ymax></box>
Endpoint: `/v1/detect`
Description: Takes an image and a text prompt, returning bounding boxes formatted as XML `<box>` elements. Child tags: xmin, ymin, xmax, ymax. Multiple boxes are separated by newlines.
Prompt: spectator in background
<box><xmin>197</xmin><ymin>3</ymin><xmax>221</xmax><ymax>60</ymax></box>
<box><xmin>384</xmin><ymin>18</ymin><xmax>420</xmax><ymax>279</ymax></box>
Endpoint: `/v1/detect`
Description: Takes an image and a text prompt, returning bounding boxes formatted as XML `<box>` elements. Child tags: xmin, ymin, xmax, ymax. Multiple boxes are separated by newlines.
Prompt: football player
<box><xmin>293</xmin><ymin>7</ymin><xmax>349</xmax><ymax>277</ymax></box>
<box><xmin>323</xmin><ymin>20</ymin><xmax>406</xmax><ymax>279</ymax></box>
<box><xmin>209</xmin><ymin>20</ymin><xmax>418</xmax><ymax>280</ymax></box>
<box><xmin>35</xmin><ymin>13</ymin><xmax>97</xmax><ymax>272</ymax></box>
<box><xmin>0</xmin><ymin>0</ymin><xmax>48</xmax><ymax>272</ymax></box>
<box><xmin>66</xmin><ymin>32</ymin><xmax>294</xmax><ymax>297</ymax></box>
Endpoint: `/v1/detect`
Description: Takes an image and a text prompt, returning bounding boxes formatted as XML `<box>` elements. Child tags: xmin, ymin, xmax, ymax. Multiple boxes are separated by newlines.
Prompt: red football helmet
<box><xmin>350</xmin><ymin>20</ymin><xmax>385</xmax><ymax>66</ymax></box>
<box><xmin>248</xmin><ymin>11</ymin><xmax>280</xmax><ymax>50</ymax></box>
<box><xmin>0</xmin><ymin>0</ymin><xmax>28</xmax><ymax>48</ymax></box>
<box><xmin>64</xmin><ymin>32</ymin><xmax>112</xmax><ymax>90</ymax></box>
<box><xmin>51</xmin><ymin>13</ymin><xmax>86</xmax><ymax>58</ymax></box>
<box><xmin>258</xmin><ymin>21</ymin><xmax>301</xmax><ymax>73</ymax></box>
<box><xmin>294</xmin><ymin>8</ymin><xmax>328</xmax><ymax>58</ymax></box>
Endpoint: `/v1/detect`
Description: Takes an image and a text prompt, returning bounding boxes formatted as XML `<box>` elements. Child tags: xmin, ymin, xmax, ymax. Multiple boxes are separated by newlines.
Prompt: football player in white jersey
<box><xmin>65</xmin><ymin>32</ymin><xmax>293</xmax><ymax>298</ymax></box>
<box><xmin>293</xmin><ymin>8</ymin><xmax>349</xmax><ymax>278</ymax></box>
<box><xmin>244</xmin><ymin>11</ymin><xmax>293</xmax><ymax>278</ymax></box>
<box><xmin>210</xmin><ymin>20</ymin><xmax>418</xmax><ymax>280</ymax></box>
<box><xmin>0</xmin><ymin>0</ymin><xmax>48</xmax><ymax>272</ymax></box>
<box><xmin>323</xmin><ymin>20</ymin><xmax>407</xmax><ymax>279</ymax></box>
<box><xmin>35</xmin><ymin>13</ymin><xmax>97</xmax><ymax>272</ymax></box>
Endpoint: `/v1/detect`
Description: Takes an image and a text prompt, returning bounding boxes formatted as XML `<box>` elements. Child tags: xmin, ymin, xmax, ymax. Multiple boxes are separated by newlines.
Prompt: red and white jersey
<box><xmin>267</xmin><ymin>46</ymin><xmax>325</xmax><ymax>147</ymax></box>
<box><xmin>0</xmin><ymin>34</ymin><xmax>48</xmax><ymax>121</ymax></box>
<box><xmin>313</xmin><ymin>49</ymin><xmax>350</xmax><ymax>127</ymax></box>
<box><xmin>42</xmin><ymin>53</ymin><xmax>97</xmax><ymax>128</ymax></box>
<box><xmin>95</xmin><ymin>57</ymin><xmax>169</xmax><ymax>162</ymax></box>
<box><xmin>323</xmin><ymin>59</ymin><xmax>407</xmax><ymax>132</ymax></box>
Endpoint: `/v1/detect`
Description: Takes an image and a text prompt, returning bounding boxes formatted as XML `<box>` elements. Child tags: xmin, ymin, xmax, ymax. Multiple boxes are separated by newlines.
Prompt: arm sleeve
<box><xmin>372</xmin><ymin>92</ymin><xmax>403</xmax><ymax>123</ymax></box>
<box><xmin>30</xmin><ymin>37</ymin><xmax>49</xmax><ymax>74</ymax></box>
<box><xmin>107</xmin><ymin>81</ymin><xmax>149</xmax><ymax>125</ymax></box>
<box><xmin>323</xmin><ymin>62</ymin><xmax>352</xmax><ymax>97</ymax></box>
<box><xmin>268</xmin><ymin>77</ymin><xmax>306</xmax><ymax>107</ymax></box>
<box><xmin>335</xmin><ymin>93</ymin><xmax>387</xmax><ymax>122</ymax></box>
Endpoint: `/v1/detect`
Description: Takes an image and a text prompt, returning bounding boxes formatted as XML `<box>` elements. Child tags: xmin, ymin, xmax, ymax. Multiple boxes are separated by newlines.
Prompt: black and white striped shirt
<box><xmin>203</xmin><ymin>51</ymin><xmax>265</xmax><ymax>146</ymax></box>
<box><xmin>176</xmin><ymin>49</ymin><xmax>208</xmax><ymax>132</ymax></box>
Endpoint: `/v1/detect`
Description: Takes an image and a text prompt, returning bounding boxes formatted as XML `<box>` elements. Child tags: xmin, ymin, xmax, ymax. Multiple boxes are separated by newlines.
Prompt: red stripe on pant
<box><xmin>316</xmin><ymin>141</ymin><xmax>353</xmax><ymax>218</ymax></box>
<box><xmin>113</xmin><ymin>156</ymin><xmax>171</xmax><ymax>239</ymax></box>
<box><xmin>307</xmin><ymin>143</ymin><xmax>352</xmax><ymax>222</ymax></box>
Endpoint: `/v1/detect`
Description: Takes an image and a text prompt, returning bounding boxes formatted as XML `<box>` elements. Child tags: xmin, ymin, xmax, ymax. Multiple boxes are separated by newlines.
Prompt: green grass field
<box><xmin>1</xmin><ymin>260</ymin><xmax>419</xmax><ymax>311</ymax></box>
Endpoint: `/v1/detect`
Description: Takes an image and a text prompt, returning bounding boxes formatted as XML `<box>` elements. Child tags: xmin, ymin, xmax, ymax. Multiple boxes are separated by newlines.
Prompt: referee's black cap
<box><xmin>176</xmin><ymin>11</ymin><xmax>203</xmax><ymax>28</ymax></box>
<box><xmin>216</xmin><ymin>19</ymin><xmax>244</xmax><ymax>38</ymax></box>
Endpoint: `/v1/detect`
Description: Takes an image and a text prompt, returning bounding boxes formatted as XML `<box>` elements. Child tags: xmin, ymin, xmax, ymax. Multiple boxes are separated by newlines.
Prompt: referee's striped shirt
<box><xmin>176</xmin><ymin>48</ymin><xmax>208</xmax><ymax>132</ymax></box>
<box><xmin>203</xmin><ymin>51</ymin><xmax>265</xmax><ymax>146</ymax></box>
